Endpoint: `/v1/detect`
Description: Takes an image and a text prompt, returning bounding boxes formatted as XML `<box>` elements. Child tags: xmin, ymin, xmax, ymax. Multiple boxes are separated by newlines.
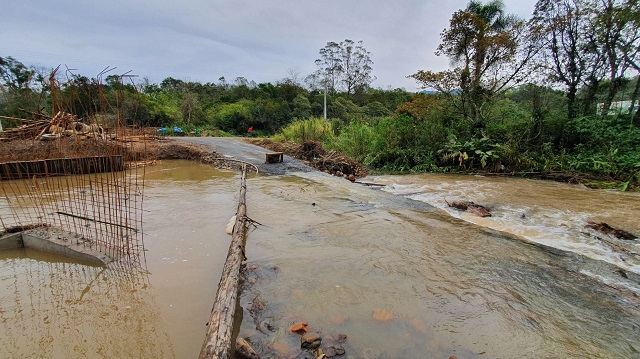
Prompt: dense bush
<box><xmin>564</xmin><ymin>116</ymin><xmax>640</xmax><ymax>176</ymax></box>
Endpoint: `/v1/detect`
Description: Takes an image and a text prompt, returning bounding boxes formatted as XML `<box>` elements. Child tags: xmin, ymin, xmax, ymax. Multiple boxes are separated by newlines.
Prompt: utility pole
<box><xmin>323</xmin><ymin>82</ymin><xmax>327</xmax><ymax>120</ymax></box>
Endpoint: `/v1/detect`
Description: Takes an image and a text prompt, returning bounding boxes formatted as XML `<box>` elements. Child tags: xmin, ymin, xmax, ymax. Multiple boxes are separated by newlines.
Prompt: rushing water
<box><xmin>238</xmin><ymin>171</ymin><xmax>640</xmax><ymax>358</ymax></box>
<box><xmin>1</xmin><ymin>161</ymin><xmax>639</xmax><ymax>358</ymax></box>
<box><xmin>377</xmin><ymin>174</ymin><xmax>640</xmax><ymax>276</ymax></box>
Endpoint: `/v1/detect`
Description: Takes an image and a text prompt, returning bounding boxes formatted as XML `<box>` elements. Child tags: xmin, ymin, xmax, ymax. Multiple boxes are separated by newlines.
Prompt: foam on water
<box><xmin>382</xmin><ymin>179</ymin><xmax>640</xmax><ymax>275</ymax></box>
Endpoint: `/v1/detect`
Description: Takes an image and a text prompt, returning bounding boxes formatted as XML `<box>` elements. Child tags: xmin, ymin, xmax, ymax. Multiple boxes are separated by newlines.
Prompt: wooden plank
<box><xmin>265</xmin><ymin>152</ymin><xmax>283</xmax><ymax>164</ymax></box>
<box><xmin>199</xmin><ymin>164</ymin><xmax>248</xmax><ymax>358</ymax></box>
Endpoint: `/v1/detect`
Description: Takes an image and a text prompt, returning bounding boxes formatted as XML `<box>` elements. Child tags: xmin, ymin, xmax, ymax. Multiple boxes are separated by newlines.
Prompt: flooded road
<box><xmin>1</xmin><ymin>161</ymin><xmax>639</xmax><ymax>358</ymax></box>
<box><xmin>238</xmin><ymin>171</ymin><xmax>640</xmax><ymax>358</ymax></box>
<box><xmin>377</xmin><ymin>173</ymin><xmax>640</xmax><ymax>275</ymax></box>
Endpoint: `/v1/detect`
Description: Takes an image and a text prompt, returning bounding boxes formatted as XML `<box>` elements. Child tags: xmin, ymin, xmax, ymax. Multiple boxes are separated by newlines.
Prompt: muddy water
<box><xmin>1</xmin><ymin>161</ymin><xmax>639</xmax><ymax>358</ymax></box>
<box><xmin>377</xmin><ymin>174</ymin><xmax>640</xmax><ymax>275</ymax></box>
<box><xmin>1</xmin><ymin>161</ymin><xmax>238</xmax><ymax>358</ymax></box>
<box><xmin>239</xmin><ymin>171</ymin><xmax>640</xmax><ymax>358</ymax></box>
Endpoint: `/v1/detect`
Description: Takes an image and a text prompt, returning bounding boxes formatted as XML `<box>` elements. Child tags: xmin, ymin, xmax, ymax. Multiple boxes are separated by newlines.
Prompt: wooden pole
<box><xmin>199</xmin><ymin>164</ymin><xmax>248</xmax><ymax>358</ymax></box>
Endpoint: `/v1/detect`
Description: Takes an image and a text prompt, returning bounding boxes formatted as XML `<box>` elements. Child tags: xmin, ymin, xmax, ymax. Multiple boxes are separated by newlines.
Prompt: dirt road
<box><xmin>174</xmin><ymin>137</ymin><xmax>315</xmax><ymax>175</ymax></box>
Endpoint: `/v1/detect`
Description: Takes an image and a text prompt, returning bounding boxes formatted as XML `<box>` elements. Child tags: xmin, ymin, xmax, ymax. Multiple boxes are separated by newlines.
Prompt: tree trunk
<box><xmin>199</xmin><ymin>165</ymin><xmax>248</xmax><ymax>358</ymax></box>
<box><xmin>629</xmin><ymin>76</ymin><xmax>640</xmax><ymax>125</ymax></box>
<box><xmin>602</xmin><ymin>77</ymin><xmax>621</xmax><ymax>117</ymax></box>
<box><xmin>582</xmin><ymin>76</ymin><xmax>600</xmax><ymax>116</ymax></box>
<box><xmin>567</xmin><ymin>83</ymin><xmax>578</xmax><ymax>120</ymax></box>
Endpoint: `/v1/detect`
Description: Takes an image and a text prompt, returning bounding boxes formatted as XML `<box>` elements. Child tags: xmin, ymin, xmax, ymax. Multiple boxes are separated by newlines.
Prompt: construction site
<box><xmin>0</xmin><ymin>105</ymin><xmax>151</xmax><ymax>258</ymax></box>
<box><xmin>0</xmin><ymin>81</ymin><xmax>235</xmax><ymax>263</ymax></box>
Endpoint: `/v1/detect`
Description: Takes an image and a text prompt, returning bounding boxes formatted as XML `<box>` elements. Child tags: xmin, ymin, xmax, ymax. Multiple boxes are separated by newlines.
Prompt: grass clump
<box><xmin>274</xmin><ymin>117</ymin><xmax>334</xmax><ymax>143</ymax></box>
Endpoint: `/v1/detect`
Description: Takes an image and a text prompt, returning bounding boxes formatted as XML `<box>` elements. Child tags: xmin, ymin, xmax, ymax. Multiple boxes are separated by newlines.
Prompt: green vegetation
<box><xmin>275</xmin><ymin>117</ymin><xmax>334</xmax><ymax>143</ymax></box>
<box><xmin>1</xmin><ymin>1</ymin><xmax>639</xmax><ymax>190</ymax></box>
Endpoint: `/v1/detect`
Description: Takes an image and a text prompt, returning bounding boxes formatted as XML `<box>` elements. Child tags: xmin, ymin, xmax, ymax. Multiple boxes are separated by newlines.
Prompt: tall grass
<box><xmin>325</xmin><ymin>121</ymin><xmax>377</xmax><ymax>162</ymax></box>
<box><xmin>274</xmin><ymin>117</ymin><xmax>334</xmax><ymax>143</ymax></box>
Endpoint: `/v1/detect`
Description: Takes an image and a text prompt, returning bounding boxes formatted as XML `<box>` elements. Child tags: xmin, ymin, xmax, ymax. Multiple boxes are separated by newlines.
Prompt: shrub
<box><xmin>274</xmin><ymin>117</ymin><xmax>334</xmax><ymax>143</ymax></box>
<box><xmin>326</xmin><ymin>121</ymin><xmax>377</xmax><ymax>162</ymax></box>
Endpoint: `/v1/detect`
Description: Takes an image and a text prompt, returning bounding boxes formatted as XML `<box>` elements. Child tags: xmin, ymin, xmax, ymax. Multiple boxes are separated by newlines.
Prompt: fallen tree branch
<box><xmin>242</xmin><ymin>215</ymin><xmax>263</xmax><ymax>228</ymax></box>
<box><xmin>355</xmin><ymin>181</ymin><xmax>387</xmax><ymax>187</ymax></box>
<box><xmin>586</xmin><ymin>221</ymin><xmax>637</xmax><ymax>240</ymax></box>
<box><xmin>444</xmin><ymin>198</ymin><xmax>492</xmax><ymax>217</ymax></box>
<box><xmin>199</xmin><ymin>164</ymin><xmax>249</xmax><ymax>358</ymax></box>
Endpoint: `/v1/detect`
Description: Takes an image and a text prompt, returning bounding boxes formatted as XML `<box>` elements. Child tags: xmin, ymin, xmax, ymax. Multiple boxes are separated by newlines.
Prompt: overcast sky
<box><xmin>2</xmin><ymin>0</ymin><xmax>535</xmax><ymax>91</ymax></box>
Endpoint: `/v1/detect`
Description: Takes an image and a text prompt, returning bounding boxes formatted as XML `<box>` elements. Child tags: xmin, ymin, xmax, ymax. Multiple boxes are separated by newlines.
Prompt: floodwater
<box><xmin>1</xmin><ymin>161</ymin><xmax>238</xmax><ymax>358</ymax></box>
<box><xmin>238</xmin><ymin>171</ymin><xmax>640</xmax><ymax>358</ymax></box>
<box><xmin>1</xmin><ymin>161</ymin><xmax>639</xmax><ymax>358</ymax></box>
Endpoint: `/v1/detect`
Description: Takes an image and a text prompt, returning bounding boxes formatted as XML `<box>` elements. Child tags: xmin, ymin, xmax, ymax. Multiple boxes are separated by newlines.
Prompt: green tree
<box><xmin>180</xmin><ymin>92</ymin><xmax>205</xmax><ymax>124</ymax></box>
<box><xmin>533</xmin><ymin>0</ymin><xmax>596</xmax><ymax>119</ymax></box>
<box><xmin>508</xmin><ymin>83</ymin><xmax>568</xmax><ymax>147</ymax></box>
<box><xmin>292</xmin><ymin>94</ymin><xmax>312</xmax><ymax>119</ymax></box>
<box><xmin>0</xmin><ymin>56</ymin><xmax>48</xmax><ymax>116</ymax></box>
<box><xmin>330</xmin><ymin>97</ymin><xmax>363</xmax><ymax>120</ymax></box>
<box><xmin>0</xmin><ymin>56</ymin><xmax>35</xmax><ymax>91</ymax></box>
<box><xmin>212</xmin><ymin>101</ymin><xmax>252</xmax><ymax>133</ymax></box>
<box><xmin>309</xmin><ymin>39</ymin><xmax>375</xmax><ymax>96</ymax></box>
<box><xmin>363</xmin><ymin>101</ymin><xmax>391</xmax><ymax>117</ymax></box>
<box><xmin>591</xmin><ymin>0</ymin><xmax>639</xmax><ymax>115</ymax></box>
<box><xmin>411</xmin><ymin>1</ymin><xmax>540</xmax><ymax>132</ymax></box>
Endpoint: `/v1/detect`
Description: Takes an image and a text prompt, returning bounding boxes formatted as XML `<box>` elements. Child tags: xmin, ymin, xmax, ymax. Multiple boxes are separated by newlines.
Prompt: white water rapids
<box><xmin>377</xmin><ymin>173</ymin><xmax>640</xmax><ymax>277</ymax></box>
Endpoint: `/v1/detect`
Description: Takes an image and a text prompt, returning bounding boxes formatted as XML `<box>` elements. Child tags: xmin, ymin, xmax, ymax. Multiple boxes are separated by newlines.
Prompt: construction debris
<box><xmin>0</xmin><ymin>109</ymin><xmax>146</xmax><ymax>263</ymax></box>
<box><xmin>0</xmin><ymin>111</ymin><xmax>104</xmax><ymax>141</ymax></box>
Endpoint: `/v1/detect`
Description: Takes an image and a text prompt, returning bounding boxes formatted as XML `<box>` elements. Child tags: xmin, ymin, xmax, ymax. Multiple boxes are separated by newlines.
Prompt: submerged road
<box><xmin>174</xmin><ymin>137</ymin><xmax>315</xmax><ymax>175</ymax></box>
<box><xmin>174</xmin><ymin>136</ymin><xmax>436</xmax><ymax>212</ymax></box>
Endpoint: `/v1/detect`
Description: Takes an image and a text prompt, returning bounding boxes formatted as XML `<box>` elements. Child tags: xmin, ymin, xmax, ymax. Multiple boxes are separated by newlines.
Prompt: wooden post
<box><xmin>199</xmin><ymin>165</ymin><xmax>249</xmax><ymax>358</ymax></box>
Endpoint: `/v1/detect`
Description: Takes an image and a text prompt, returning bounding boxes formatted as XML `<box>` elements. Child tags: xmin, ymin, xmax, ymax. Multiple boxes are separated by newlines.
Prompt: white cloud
<box><xmin>2</xmin><ymin>0</ymin><xmax>536</xmax><ymax>90</ymax></box>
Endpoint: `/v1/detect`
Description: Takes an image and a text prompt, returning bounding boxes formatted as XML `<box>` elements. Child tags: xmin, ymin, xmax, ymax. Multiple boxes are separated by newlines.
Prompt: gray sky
<box><xmin>2</xmin><ymin>0</ymin><xmax>535</xmax><ymax>91</ymax></box>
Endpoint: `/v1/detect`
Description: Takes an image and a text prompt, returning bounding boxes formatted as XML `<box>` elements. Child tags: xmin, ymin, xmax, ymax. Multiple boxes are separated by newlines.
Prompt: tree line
<box><xmin>1</xmin><ymin>0</ymin><xmax>639</xmax><ymax>187</ymax></box>
<box><xmin>0</xmin><ymin>40</ymin><xmax>398</xmax><ymax>136</ymax></box>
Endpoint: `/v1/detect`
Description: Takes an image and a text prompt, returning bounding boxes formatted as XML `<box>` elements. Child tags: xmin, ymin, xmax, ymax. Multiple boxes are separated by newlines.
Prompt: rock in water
<box><xmin>289</xmin><ymin>321</ymin><xmax>309</xmax><ymax>334</ymax></box>
<box><xmin>324</xmin><ymin>346</ymin><xmax>337</xmax><ymax>357</ymax></box>
<box><xmin>235</xmin><ymin>338</ymin><xmax>260</xmax><ymax>359</ymax></box>
<box><xmin>325</xmin><ymin>345</ymin><xmax>346</xmax><ymax>357</ymax></box>
<box><xmin>586</xmin><ymin>221</ymin><xmax>637</xmax><ymax>240</ymax></box>
<box><xmin>300</xmin><ymin>332</ymin><xmax>322</xmax><ymax>350</ymax></box>
<box><xmin>294</xmin><ymin>349</ymin><xmax>316</xmax><ymax>359</ymax></box>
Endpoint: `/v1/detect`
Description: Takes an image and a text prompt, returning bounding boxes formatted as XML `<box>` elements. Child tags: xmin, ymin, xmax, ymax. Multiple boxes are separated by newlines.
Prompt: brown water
<box><xmin>237</xmin><ymin>171</ymin><xmax>640</xmax><ymax>358</ymax></box>
<box><xmin>1</xmin><ymin>161</ymin><xmax>639</xmax><ymax>358</ymax></box>
<box><xmin>377</xmin><ymin>174</ymin><xmax>640</xmax><ymax>275</ymax></box>
<box><xmin>1</xmin><ymin>161</ymin><xmax>238</xmax><ymax>358</ymax></box>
